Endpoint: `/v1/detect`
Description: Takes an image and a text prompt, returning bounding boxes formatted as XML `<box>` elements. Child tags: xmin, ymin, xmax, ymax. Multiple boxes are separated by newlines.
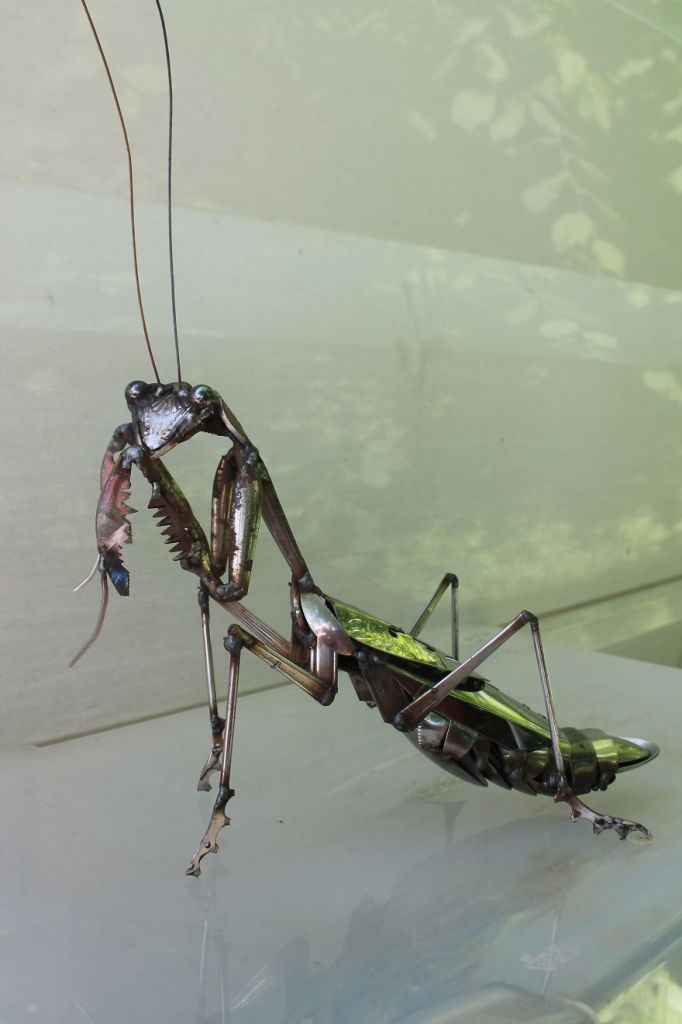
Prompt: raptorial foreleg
<box><xmin>213</xmin><ymin>447</ymin><xmax>263</xmax><ymax>602</ymax></box>
<box><xmin>69</xmin><ymin>424</ymin><xmax>137</xmax><ymax>665</ymax></box>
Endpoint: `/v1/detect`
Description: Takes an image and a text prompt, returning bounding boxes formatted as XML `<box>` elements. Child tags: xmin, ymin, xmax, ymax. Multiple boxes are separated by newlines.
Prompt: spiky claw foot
<box><xmin>185</xmin><ymin>807</ymin><xmax>229</xmax><ymax>877</ymax></box>
<box><xmin>186</xmin><ymin>786</ymin><xmax>234</xmax><ymax>877</ymax></box>
<box><xmin>196</xmin><ymin>743</ymin><xmax>223</xmax><ymax>792</ymax></box>
<box><xmin>563</xmin><ymin>793</ymin><xmax>652</xmax><ymax>840</ymax></box>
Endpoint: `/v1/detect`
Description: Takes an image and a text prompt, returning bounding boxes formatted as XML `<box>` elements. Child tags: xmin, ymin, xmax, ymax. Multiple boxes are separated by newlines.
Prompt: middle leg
<box><xmin>196</xmin><ymin>584</ymin><xmax>225</xmax><ymax>791</ymax></box>
<box><xmin>186</xmin><ymin>623</ymin><xmax>338</xmax><ymax>876</ymax></box>
<box><xmin>187</xmin><ymin>626</ymin><xmax>243</xmax><ymax>877</ymax></box>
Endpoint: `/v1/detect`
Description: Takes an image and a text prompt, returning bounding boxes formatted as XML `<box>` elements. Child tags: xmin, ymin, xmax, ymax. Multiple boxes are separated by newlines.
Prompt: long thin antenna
<box><xmin>79</xmin><ymin>0</ymin><xmax>161</xmax><ymax>384</ymax></box>
<box><xmin>155</xmin><ymin>0</ymin><xmax>182</xmax><ymax>384</ymax></box>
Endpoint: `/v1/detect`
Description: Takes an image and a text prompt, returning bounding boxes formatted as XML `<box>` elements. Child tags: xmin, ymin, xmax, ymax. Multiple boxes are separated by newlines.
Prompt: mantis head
<box><xmin>125</xmin><ymin>380</ymin><xmax>227</xmax><ymax>456</ymax></box>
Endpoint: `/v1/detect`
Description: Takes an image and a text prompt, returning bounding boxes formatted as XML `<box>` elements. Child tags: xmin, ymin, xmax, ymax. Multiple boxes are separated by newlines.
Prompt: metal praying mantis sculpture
<box><xmin>72</xmin><ymin>0</ymin><xmax>659</xmax><ymax>876</ymax></box>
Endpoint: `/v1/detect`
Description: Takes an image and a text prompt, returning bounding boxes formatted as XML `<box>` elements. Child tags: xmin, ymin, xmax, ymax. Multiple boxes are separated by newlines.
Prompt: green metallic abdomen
<box><xmin>329</xmin><ymin>598</ymin><xmax>659</xmax><ymax>797</ymax></box>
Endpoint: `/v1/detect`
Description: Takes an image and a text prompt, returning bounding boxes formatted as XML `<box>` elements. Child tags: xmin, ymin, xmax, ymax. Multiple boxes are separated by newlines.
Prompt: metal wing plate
<box><xmin>331</xmin><ymin>599</ymin><xmax>452</xmax><ymax>671</ymax></box>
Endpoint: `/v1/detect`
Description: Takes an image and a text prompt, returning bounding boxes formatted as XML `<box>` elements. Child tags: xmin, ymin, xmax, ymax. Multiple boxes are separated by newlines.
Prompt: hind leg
<box><xmin>560</xmin><ymin>792</ymin><xmax>652</xmax><ymax>839</ymax></box>
<box><xmin>396</xmin><ymin>609</ymin><xmax>654</xmax><ymax>840</ymax></box>
<box><xmin>410</xmin><ymin>572</ymin><xmax>459</xmax><ymax>659</ymax></box>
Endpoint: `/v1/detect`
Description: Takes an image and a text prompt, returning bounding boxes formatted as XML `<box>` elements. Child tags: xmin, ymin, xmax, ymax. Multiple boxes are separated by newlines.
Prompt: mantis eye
<box><xmin>125</xmin><ymin>380</ymin><xmax>147</xmax><ymax>402</ymax></box>
<box><xmin>192</xmin><ymin>385</ymin><xmax>216</xmax><ymax>405</ymax></box>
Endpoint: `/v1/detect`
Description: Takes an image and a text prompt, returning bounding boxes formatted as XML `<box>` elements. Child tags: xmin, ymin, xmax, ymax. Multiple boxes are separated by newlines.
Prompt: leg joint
<box><xmin>210</xmin><ymin>712</ymin><xmax>225</xmax><ymax>735</ymax></box>
<box><xmin>216</xmin><ymin>582</ymin><xmax>247</xmax><ymax>602</ymax></box>
<box><xmin>223</xmin><ymin>629</ymin><xmax>245</xmax><ymax>655</ymax></box>
<box><xmin>197</xmin><ymin>584</ymin><xmax>210</xmax><ymax>613</ymax></box>
<box><xmin>296</xmin><ymin>571</ymin><xmax>318</xmax><ymax>593</ymax></box>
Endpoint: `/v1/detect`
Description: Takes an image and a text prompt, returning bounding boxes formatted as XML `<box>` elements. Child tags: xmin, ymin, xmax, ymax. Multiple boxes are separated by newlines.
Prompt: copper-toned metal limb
<box><xmin>219</xmin><ymin>601</ymin><xmax>291</xmax><ymax>659</ymax></box>
<box><xmin>214</xmin><ymin>450</ymin><xmax>263</xmax><ymax>602</ymax></box>
<box><xmin>219</xmin><ymin>399</ymin><xmax>249</xmax><ymax>448</ymax></box>
<box><xmin>310</xmin><ymin>639</ymin><xmax>338</xmax><ymax>692</ymax></box>
<box><xmin>87</xmin><ymin>423</ymin><xmax>139</xmax><ymax>598</ymax></box>
<box><xmin>96</xmin><ymin>454</ymin><xmax>136</xmax><ymax>595</ymax></box>
<box><xmin>99</xmin><ymin>423</ymin><xmax>135</xmax><ymax>489</ymax></box>
<box><xmin>261</xmin><ymin>475</ymin><xmax>310</xmax><ymax>585</ymax></box>
<box><xmin>289</xmin><ymin>579</ymin><xmax>314</xmax><ymax>666</ymax></box>
<box><xmin>187</xmin><ymin>620</ymin><xmax>336</xmax><ymax>877</ymax></box>
<box><xmin>199</xmin><ymin>586</ymin><xmax>219</xmax><ymax>725</ymax></box>
<box><xmin>561</xmin><ymin>792</ymin><xmax>652</xmax><ymax>839</ymax></box>
<box><xmin>529</xmin><ymin>617</ymin><xmax>564</xmax><ymax>778</ymax></box>
<box><xmin>219</xmin><ymin>631</ymin><xmax>241</xmax><ymax>793</ymax></box>
<box><xmin>133</xmin><ymin>446</ymin><xmax>214</xmax><ymax>580</ymax></box>
<box><xmin>196</xmin><ymin>585</ymin><xmax>224</xmax><ymax>792</ymax></box>
<box><xmin>394</xmin><ymin>611</ymin><xmax>559</xmax><ymax>749</ymax></box>
<box><xmin>358</xmin><ymin>655</ymin><xmax>410</xmax><ymax>725</ymax></box>
<box><xmin>227</xmin><ymin>626</ymin><xmax>334</xmax><ymax>704</ymax></box>
<box><xmin>186</xmin><ymin>629</ymin><xmax>243</xmax><ymax>877</ymax></box>
<box><xmin>210</xmin><ymin>451</ymin><xmax>237</xmax><ymax>577</ymax></box>
<box><xmin>410</xmin><ymin>572</ymin><xmax>459</xmax><ymax>659</ymax></box>
<box><xmin>69</xmin><ymin>424</ymin><xmax>137</xmax><ymax>665</ymax></box>
<box><xmin>103</xmin><ymin>421</ymin><xmax>295</xmax><ymax>662</ymax></box>
<box><xmin>396</xmin><ymin>609</ymin><xmax>568</xmax><ymax>784</ymax></box>
<box><xmin>196</xmin><ymin>741</ymin><xmax>223</xmax><ymax>794</ymax></box>
<box><xmin>185</xmin><ymin>792</ymin><xmax>231</xmax><ymax>878</ymax></box>
<box><xmin>395</xmin><ymin>611</ymin><xmax>537</xmax><ymax>731</ymax></box>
